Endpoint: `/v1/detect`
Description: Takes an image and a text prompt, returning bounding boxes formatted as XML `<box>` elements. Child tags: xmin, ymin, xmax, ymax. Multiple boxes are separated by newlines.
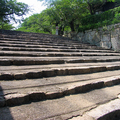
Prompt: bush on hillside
<box><xmin>79</xmin><ymin>6</ymin><xmax>120</xmax><ymax>32</ymax></box>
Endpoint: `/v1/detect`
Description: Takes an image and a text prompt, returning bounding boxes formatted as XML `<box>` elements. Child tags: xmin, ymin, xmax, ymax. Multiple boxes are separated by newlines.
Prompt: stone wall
<box><xmin>67</xmin><ymin>23</ymin><xmax>120</xmax><ymax>51</ymax></box>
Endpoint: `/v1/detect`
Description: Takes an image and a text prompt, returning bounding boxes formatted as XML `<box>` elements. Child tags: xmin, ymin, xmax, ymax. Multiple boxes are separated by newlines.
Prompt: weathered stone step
<box><xmin>0</xmin><ymin>56</ymin><xmax>120</xmax><ymax>65</ymax></box>
<box><xmin>1</xmin><ymin>61</ymin><xmax>120</xmax><ymax>71</ymax></box>
<box><xmin>0</xmin><ymin>43</ymin><xmax>97</xmax><ymax>49</ymax></box>
<box><xmin>0</xmin><ymin>85</ymin><xmax>120</xmax><ymax>120</ymax></box>
<box><xmin>0</xmin><ymin>51</ymin><xmax>120</xmax><ymax>57</ymax></box>
<box><xmin>0</xmin><ymin>76</ymin><xmax>120</xmax><ymax>109</ymax></box>
<box><xmin>0</xmin><ymin>39</ymin><xmax>53</xmax><ymax>45</ymax></box>
<box><xmin>0</xmin><ymin>29</ymin><xmax>120</xmax><ymax>119</ymax></box>
<box><xmin>0</xmin><ymin>38</ymin><xmax>80</xmax><ymax>47</ymax></box>
<box><xmin>0</xmin><ymin>41</ymin><xmax>112</xmax><ymax>52</ymax></box>
<box><xmin>0</xmin><ymin>31</ymin><xmax>59</xmax><ymax>37</ymax></box>
<box><xmin>0</xmin><ymin>41</ymin><xmax>79</xmax><ymax>48</ymax></box>
<box><xmin>1</xmin><ymin>69</ymin><xmax>120</xmax><ymax>90</ymax></box>
<box><xmin>0</xmin><ymin>41</ymin><xmax>105</xmax><ymax>50</ymax></box>
<box><xmin>0</xmin><ymin>35</ymin><xmax>82</xmax><ymax>44</ymax></box>
<box><xmin>0</xmin><ymin>33</ymin><xmax>69</xmax><ymax>40</ymax></box>
<box><xmin>0</xmin><ymin>46</ymin><xmax>83</xmax><ymax>53</ymax></box>
<box><xmin>0</xmin><ymin>39</ymin><xmax>79</xmax><ymax>46</ymax></box>
<box><xmin>0</xmin><ymin>43</ymin><xmax>67</xmax><ymax>49</ymax></box>
<box><xmin>0</xmin><ymin>38</ymin><xmax>82</xmax><ymax>45</ymax></box>
<box><xmin>69</xmin><ymin>98</ymin><xmax>120</xmax><ymax>120</ymax></box>
<box><xmin>0</xmin><ymin>46</ymin><xmax>116</xmax><ymax>53</ymax></box>
<box><xmin>0</xmin><ymin>34</ymin><xmax>66</xmax><ymax>42</ymax></box>
<box><xmin>0</xmin><ymin>58</ymin><xmax>65</xmax><ymax>66</ymax></box>
<box><xmin>0</xmin><ymin>37</ymin><xmax>106</xmax><ymax>50</ymax></box>
<box><xmin>0</xmin><ymin>34</ymin><xmax>81</xmax><ymax>44</ymax></box>
<box><xmin>0</xmin><ymin>62</ymin><xmax>120</xmax><ymax>80</ymax></box>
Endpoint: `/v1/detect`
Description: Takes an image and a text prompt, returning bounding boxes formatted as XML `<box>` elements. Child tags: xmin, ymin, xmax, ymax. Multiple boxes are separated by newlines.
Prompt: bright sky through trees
<box><xmin>17</xmin><ymin>0</ymin><xmax>46</xmax><ymax>15</ymax></box>
<box><xmin>14</xmin><ymin>0</ymin><xmax>47</xmax><ymax>28</ymax></box>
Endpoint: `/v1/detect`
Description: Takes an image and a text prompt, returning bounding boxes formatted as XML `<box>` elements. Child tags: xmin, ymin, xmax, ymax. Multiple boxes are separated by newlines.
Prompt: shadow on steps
<box><xmin>0</xmin><ymin>85</ymin><xmax>14</xmax><ymax>120</ymax></box>
<box><xmin>98</xmin><ymin>110</ymin><xmax>120</xmax><ymax>120</ymax></box>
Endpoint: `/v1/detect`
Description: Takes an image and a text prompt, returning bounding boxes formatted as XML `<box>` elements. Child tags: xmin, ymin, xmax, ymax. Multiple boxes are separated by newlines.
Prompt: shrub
<box><xmin>78</xmin><ymin>6</ymin><xmax>120</xmax><ymax>32</ymax></box>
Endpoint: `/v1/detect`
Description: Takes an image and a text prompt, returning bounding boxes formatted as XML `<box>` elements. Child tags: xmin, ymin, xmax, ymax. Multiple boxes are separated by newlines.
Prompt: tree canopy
<box><xmin>17</xmin><ymin>0</ymin><xmax>120</xmax><ymax>34</ymax></box>
<box><xmin>17</xmin><ymin>9</ymin><xmax>54</xmax><ymax>34</ymax></box>
<box><xmin>0</xmin><ymin>0</ymin><xmax>29</xmax><ymax>30</ymax></box>
<box><xmin>0</xmin><ymin>0</ymin><xmax>29</xmax><ymax>22</ymax></box>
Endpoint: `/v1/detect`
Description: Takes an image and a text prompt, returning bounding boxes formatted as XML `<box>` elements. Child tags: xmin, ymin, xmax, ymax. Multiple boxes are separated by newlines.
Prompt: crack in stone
<box><xmin>4</xmin><ymin>92</ymin><xmax>18</xmax><ymax>96</ymax></box>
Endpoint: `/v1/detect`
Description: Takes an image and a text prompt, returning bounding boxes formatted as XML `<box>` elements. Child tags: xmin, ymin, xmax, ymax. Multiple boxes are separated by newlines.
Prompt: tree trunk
<box><xmin>69</xmin><ymin>20</ymin><xmax>75</xmax><ymax>32</ymax></box>
<box><xmin>58</xmin><ymin>26</ymin><xmax>64</xmax><ymax>35</ymax></box>
<box><xmin>87</xmin><ymin>2</ymin><xmax>94</xmax><ymax>15</ymax></box>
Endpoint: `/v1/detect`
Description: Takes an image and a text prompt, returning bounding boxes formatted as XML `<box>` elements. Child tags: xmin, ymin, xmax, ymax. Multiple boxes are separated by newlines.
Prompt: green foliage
<box><xmin>78</xmin><ymin>6</ymin><xmax>120</xmax><ymax>32</ymax></box>
<box><xmin>37</xmin><ymin>0</ymin><xmax>120</xmax><ymax>33</ymax></box>
<box><xmin>0</xmin><ymin>22</ymin><xmax>14</xmax><ymax>30</ymax></box>
<box><xmin>0</xmin><ymin>0</ymin><xmax>29</xmax><ymax>22</ymax></box>
<box><xmin>17</xmin><ymin>0</ymin><xmax>120</xmax><ymax>34</ymax></box>
<box><xmin>0</xmin><ymin>0</ymin><xmax>29</xmax><ymax>30</ymax></box>
<box><xmin>17</xmin><ymin>9</ymin><xmax>55</xmax><ymax>34</ymax></box>
<box><xmin>83</xmin><ymin>0</ymin><xmax>117</xmax><ymax>15</ymax></box>
<box><xmin>37</xmin><ymin>0</ymin><xmax>89</xmax><ymax>32</ymax></box>
<box><xmin>18</xmin><ymin>0</ymin><xmax>88</xmax><ymax>34</ymax></box>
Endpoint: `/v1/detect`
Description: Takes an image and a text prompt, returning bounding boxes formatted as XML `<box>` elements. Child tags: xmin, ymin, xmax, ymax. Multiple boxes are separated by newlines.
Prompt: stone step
<box><xmin>0</xmin><ymin>84</ymin><xmax>120</xmax><ymax>119</ymax></box>
<box><xmin>0</xmin><ymin>51</ymin><xmax>119</xmax><ymax>57</ymax></box>
<box><xmin>1</xmin><ymin>69</ymin><xmax>120</xmax><ymax>90</ymax></box>
<box><xmin>0</xmin><ymin>39</ymin><xmax>114</xmax><ymax>52</ymax></box>
<box><xmin>0</xmin><ymin>70</ymin><xmax>120</xmax><ymax>107</ymax></box>
<box><xmin>0</xmin><ymin>38</ymin><xmax>81</xmax><ymax>44</ymax></box>
<box><xmin>0</xmin><ymin>56</ymin><xmax>120</xmax><ymax>65</ymax></box>
<box><xmin>0</xmin><ymin>37</ymin><xmax>108</xmax><ymax>50</ymax></box>
<box><xmin>0</xmin><ymin>46</ymin><xmax>116</xmax><ymax>53</ymax></box>
<box><xmin>0</xmin><ymin>42</ymin><xmax>102</xmax><ymax>50</ymax></box>
<box><xmin>0</xmin><ymin>34</ymin><xmax>80</xmax><ymax>44</ymax></box>
<box><xmin>0</xmin><ymin>35</ymin><xmax>83</xmax><ymax>46</ymax></box>
<box><xmin>0</xmin><ymin>43</ymin><xmax>99</xmax><ymax>50</ymax></box>
<box><xmin>0</xmin><ymin>36</ymin><xmax>106</xmax><ymax>50</ymax></box>
<box><xmin>0</xmin><ymin>29</ymin><xmax>120</xmax><ymax>119</ymax></box>
<box><xmin>0</xmin><ymin>39</ymin><xmax>81</xmax><ymax>46</ymax></box>
<box><xmin>0</xmin><ymin>62</ymin><xmax>120</xmax><ymax>80</ymax></box>
<box><xmin>0</xmin><ymin>34</ymin><xmax>66</xmax><ymax>42</ymax></box>
<box><xmin>0</xmin><ymin>33</ymin><xmax>67</xmax><ymax>40</ymax></box>
<box><xmin>0</xmin><ymin>31</ymin><xmax>60</xmax><ymax>37</ymax></box>
<box><xmin>69</xmin><ymin>98</ymin><xmax>120</xmax><ymax>120</ymax></box>
<box><xmin>0</xmin><ymin>29</ymin><xmax>114</xmax><ymax>48</ymax></box>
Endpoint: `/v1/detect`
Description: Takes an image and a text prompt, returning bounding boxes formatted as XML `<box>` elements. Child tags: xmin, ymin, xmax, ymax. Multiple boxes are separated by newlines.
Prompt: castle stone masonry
<box><xmin>68</xmin><ymin>23</ymin><xmax>120</xmax><ymax>52</ymax></box>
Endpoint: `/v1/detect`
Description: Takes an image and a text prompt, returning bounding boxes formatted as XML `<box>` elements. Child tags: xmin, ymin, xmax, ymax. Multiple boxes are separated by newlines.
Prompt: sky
<box><xmin>14</xmin><ymin>0</ymin><xmax>47</xmax><ymax>28</ymax></box>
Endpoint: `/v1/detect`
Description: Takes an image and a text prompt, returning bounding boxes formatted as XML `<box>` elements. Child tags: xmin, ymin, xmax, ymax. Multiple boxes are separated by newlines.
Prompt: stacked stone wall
<box><xmin>67</xmin><ymin>23</ymin><xmax>120</xmax><ymax>51</ymax></box>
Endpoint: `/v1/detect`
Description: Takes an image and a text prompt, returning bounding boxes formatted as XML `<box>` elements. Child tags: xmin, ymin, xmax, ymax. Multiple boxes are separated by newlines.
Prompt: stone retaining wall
<box><xmin>67</xmin><ymin>23</ymin><xmax>120</xmax><ymax>51</ymax></box>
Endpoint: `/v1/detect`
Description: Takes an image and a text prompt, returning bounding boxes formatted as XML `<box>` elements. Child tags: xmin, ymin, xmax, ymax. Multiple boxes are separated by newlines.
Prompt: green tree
<box><xmin>40</xmin><ymin>0</ymin><xmax>89</xmax><ymax>32</ymax></box>
<box><xmin>18</xmin><ymin>0</ymin><xmax>120</xmax><ymax>34</ymax></box>
<box><xmin>83</xmin><ymin>0</ymin><xmax>119</xmax><ymax>15</ymax></box>
<box><xmin>0</xmin><ymin>22</ymin><xmax>14</xmax><ymax>30</ymax></box>
<box><xmin>0</xmin><ymin>0</ymin><xmax>29</xmax><ymax>30</ymax></box>
<box><xmin>39</xmin><ymin>0</ymin><xmax>118</xmax><ymax>15</ymax></box>
<box><xmin>17</xmin><ymin>9</ymin><xmax>54</xmax><ymax>34</ymax></box>
<box><xmin>0</xmin><ymin>0</ymin><xmax>29</xmax><ymax>22</ymax></box>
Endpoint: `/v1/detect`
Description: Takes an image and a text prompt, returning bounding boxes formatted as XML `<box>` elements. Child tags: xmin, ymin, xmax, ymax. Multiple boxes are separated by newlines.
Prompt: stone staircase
<box><xmin>0</xmin><ymin>29</ymin><xmax>120</xmax><ymax>120</ymax></box>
